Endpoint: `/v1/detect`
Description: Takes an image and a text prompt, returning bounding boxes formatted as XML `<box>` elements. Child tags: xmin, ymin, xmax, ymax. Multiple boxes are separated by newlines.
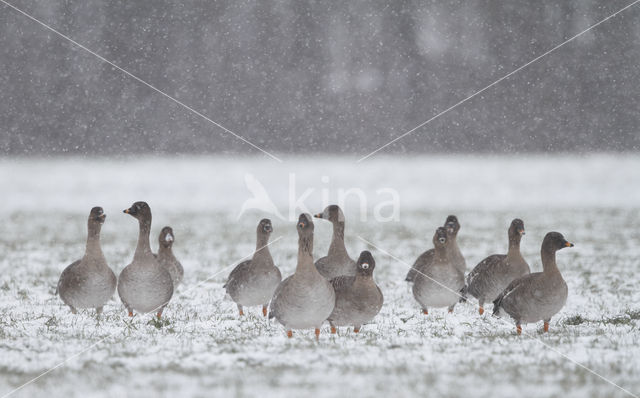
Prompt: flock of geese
<box><xmin>57</xmin><ymin>201</ymin><xmax>574</xmax><ymax>338</ymax></box>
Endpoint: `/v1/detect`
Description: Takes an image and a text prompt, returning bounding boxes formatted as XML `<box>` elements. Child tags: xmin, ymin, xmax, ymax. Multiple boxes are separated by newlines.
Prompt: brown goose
<box><xmin>405</xmin><ymin>215</ymin><xmax>466</xmax><ymax>282</ymax></box>
<box><xmin>314</xmin><ymin>205</ymin><xmax>356</xmax><ymax>279</ymax></box>
<box><xmin>57</xmin><ymin>207</ymin><xmax>116</xmax><ymax>315</ymax></box>
<box><xmin>269</xmin><ymin>214</ymin><xmax>335</xmax><ymax>340</ymax></box>
<box><xmin>493</xmin><ymin>232</ymin><xmax>573</xmax><ymax>335</ymax></box>
<box><xmin>224</xmin><ymin>219</ymin><xmax>282</xmax><ymax>317</ymax></box>
<box><xmin>117</xmin><ymin>202</ymin><xmax>174</xmax><ymax>318</ymax></box>
<box><xmin>465</xmin><ymin>219</ymin><xmax>530</xmax><ymax>314</ymax></box>
<box><xmin>157</xmin><ymin>226</ymin><xmax>184</xmax><ymax>288</ymax></box>
<box><xmin>328</xmin><ymin>250</ymin><xmax>384</xmax><ymax>334</ymax></box>
<box><xmin>412</xmin><ymin>227</ymin><xmax>465</xmax><ymax>315</ymax></box>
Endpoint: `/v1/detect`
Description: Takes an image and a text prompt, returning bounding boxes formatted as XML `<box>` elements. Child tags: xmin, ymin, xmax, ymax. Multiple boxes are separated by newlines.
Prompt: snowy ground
<box><xmin>0</xmin><ymin>154</ymin><xmax>639</xmax><ymax>398</ymax></box>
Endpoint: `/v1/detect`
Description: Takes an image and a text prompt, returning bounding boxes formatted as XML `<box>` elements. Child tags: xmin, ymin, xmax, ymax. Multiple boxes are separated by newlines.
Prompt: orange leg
<box><xmin>516</xmin><ymin>325</ymin><xmax>522</xmax><ymax>335</ymax></box>
<box><xmin>331</xmin><ymin>326</ymin><xmax>337</xmax><ymax>334</ymax></box>
<box><xmin>353</xmin><ymin>327</ymin><xmax>360</xmax><ymax>333</ymax></box>
<box><xmin>286</xmin><ymin>330</ymin><xmax>293</xmax><ymax>338</ymax></box>
<box><xmin>544</xmin><ymin>322</ymin><xmax>549</xmax><ymax>332</ymax></box>
<box><xmin>156</xmin><ymin>311</ymin><xmax>162</xmax><ymax>319</ymax></box>
<box><xmin>128</xmin><ymin>311</ymin><xmax>133</xmax><ymax>317</ymax></box>
<box><xmin>315</xmin><ymin>328</ymin><xmax>320</xmax><ymax>341</ymax></box>
<box><xmin>422</xmin><ymin>309</ymin><xmax>428</xmax><ymax>315</ymax></box>
<box><xmin>238</xmin><ymin>306</ymin><xmax>244</xmax><ymax>316</ymax></box>
<box><xmin>478</xmin><ymin>306</ymin><xmax>484</xmax><ymax>315</ymax></box>
<box><xmin>262</xmin><ymin>306</ymin><xmax>268</xmax><ymax>317</ymax></box>
<box><xmin>448</xmin><ymin>308</ymin><xmax>454</xmax><ymax>314</ymax></box>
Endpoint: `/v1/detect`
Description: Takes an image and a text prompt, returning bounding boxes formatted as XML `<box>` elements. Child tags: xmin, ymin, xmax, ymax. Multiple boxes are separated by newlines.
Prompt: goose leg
<box><xmin>69</xmin><ymin>306</ymin><xmax>77</xmax><ymax>314</ymax></box>
<box><xmin>448</xmin><ymin>304</ymin><xmax>455</xmax><ymax>313</ymax></box>
<box><xmin>286</xmin><ymin>330</ymin><xmax>293</xmax><ymax>338</ymax></box>
<box><xmin>478</xmin><ymin>299</ymin><xmax>485</xmax><ymax>315</ymax></box>
<box><xmin>422</xmin><ymin>309</ymin><xmax>428</xmax><ymax>315</ymax></box>
<box><xmin>315</xmin><ymin>328</ymin><xmax>320</xmax><ymax>341</ymax></box>
<box><xmin>237</xmin><ymin>304</ymin><xmax>244</xmax><ymax>316</ymax></box>
<box><xmin>516</xmin><ymin>324</ymin><xmax>522</xmax><ymax>335</ymax></box>
<box><xmin>353</xmin><ymin>325</ymin><xmax>361</xmax><ymax>333</ymax></box>
<box><xmin>262</xmin><ymin>305</ymin><xmax>268</xmax><ymax>317</ymax></box>
<box><xmin>156</xmin><ymin>308</ymin><xmax>164</xmax><ymax>319</ymax></box>
<box><xmin>330</xmin><ymin>322</ymin><xmax>337</xmax><ymax>334</ymax></box>
<box><xmin>543</xmin><ymin>320</ymin><xmax>550</xmax><ymax>333</ymax></box>
<box><xmin>125</xmin><ymin>305</ymin><xmax>133</xmax><ymax>317</ymax></box>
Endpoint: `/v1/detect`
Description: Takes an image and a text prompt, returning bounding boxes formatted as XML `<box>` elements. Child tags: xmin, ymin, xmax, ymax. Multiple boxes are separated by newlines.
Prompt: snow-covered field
<box><xmin>0</xmin><ymin>154</ymin><xmax>639</xmax><ymax>398</ymax></box>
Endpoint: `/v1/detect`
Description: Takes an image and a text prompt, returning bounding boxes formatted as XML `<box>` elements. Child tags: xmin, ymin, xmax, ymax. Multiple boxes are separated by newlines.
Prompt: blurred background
<box><xmin>1</xmin><ymin>0</ymin><xmax>638</xmax><ymax>157</ymax></box>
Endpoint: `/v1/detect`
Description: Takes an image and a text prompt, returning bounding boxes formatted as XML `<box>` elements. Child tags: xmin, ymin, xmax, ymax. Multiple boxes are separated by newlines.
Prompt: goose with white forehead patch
<box><xmin>269</xmin><ymin>214</ymin><xmax>335</xmax><ymax>340</ymax></box>
<box><xmin>118</xmin><ymin>201</ymin><xmax>174</xmax><ymax>318</ymax></box>
<box><xmin>493</xmin><ymin>232</ymin><xmax>573</xmax><ymax>335</ymax></box>
<box><xmin>405</xmin><ymin>215</ymin><xmax>466</xmax><ymax>283</ymax></box>
<box><xmin>156</xmin><ymin>226</ymin><xmax>184</xmax><ymax>288</ymax></box>
<box><xmin>224</xmin><ymin>218</ymin><xmax>282</xmax><ymax>317</ymax></box>
<box><xmin>327</xmin><ymin>250</ymin><xmax>384</xmax><ymax>334</ymax></box>
<box><xmin>57</xmin><ymin>207</ymin><xmax>117</xmax><ymax>315</ymax></box>
<box><xmin>412</xmin><ymin>227</ymin><xmax>465</xmax><ymax>315</ymax></box>
<box><xmin>313</xmin><ymin>205</ymin><xmax>357</xmax><ymax>279</ymax></box>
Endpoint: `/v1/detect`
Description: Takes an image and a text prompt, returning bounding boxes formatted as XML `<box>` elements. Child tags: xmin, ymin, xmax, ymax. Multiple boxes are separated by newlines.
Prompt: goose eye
<box><xmin>361</xmin><ymin>263</ymin><xmax>369</xmax><ymax>269</ymax></box>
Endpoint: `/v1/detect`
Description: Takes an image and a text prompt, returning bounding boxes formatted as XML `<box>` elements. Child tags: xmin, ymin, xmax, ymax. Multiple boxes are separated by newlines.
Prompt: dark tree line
<box><xmin>1</xmin><ymin>0</ymin><xmax>638</xmax><ymax>156</ymax></box>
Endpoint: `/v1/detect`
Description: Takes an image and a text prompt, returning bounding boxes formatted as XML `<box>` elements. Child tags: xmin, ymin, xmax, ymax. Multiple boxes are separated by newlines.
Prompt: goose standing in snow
<box><xmin>405</xmin><ymin>215</ymin><xmax>465</xmax><ymax>282</ymax></box>
<box><xmin>328</xmin><ymin>250</ymin><xmax>383</xmax><ymax>334</ymax></box>
<box><xmin>493</xmin><ymin>232</ymin><xmax>573</xmax><ymax>335</ymax></box>
<box><xmin>465</xmin><ymin>219</ymin><xmax>530</xmax><ymax>314</ymax></box>
<box><xmin>314</xmin><ymin>205</ymin><xmax>356</xmax><ymax>279</ymax></box>
<box><xmin>57</xmin><ymin>207</ymin><xmax>116</xmax><ymax>315</ymax></box>
<box><xmin>118</xmin><ymin>202</ymin><xmax>173</xmax><ymax>318</ymax></box>
<box><xmin>412</xmin><ymin>227</ymin><xmax>465</xmax><ymax>315</ymax></box>
<box><xmin>156</xmin><ymin>226</ymin><xmax>184</xmax><ymax>288</ymax></box>
<box><xmin>269</xmin><ymin>214</ymin><xmax>335</xmax><ymax>339</ymax></box>
<box><xmin>224</xmin><ymin>219</ymin><xmax>282</xmax><ymax>317</ymax></box>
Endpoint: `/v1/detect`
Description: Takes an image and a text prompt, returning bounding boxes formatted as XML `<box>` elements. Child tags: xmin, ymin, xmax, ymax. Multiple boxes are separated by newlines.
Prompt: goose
<box><xmin>314</xmin><ymin>205</ymin><xmax>356</xmax><ymax>279</ymax></box>
<box><xmin>57</xmin><ymin>207</ymin><xmax>116</xmax><ymax>315</ymax></box>
<box><xmin>224</xmin><ymin>219</ymin><xmax>282</xmax><ymax>317</ymax></box>
<box><xmin>405</xmin><ymin>215</ymin><xmax>465</xmax><ymax>282</ymax></box>
<box><xmin>465</xmin><ymin>219</ymin><xmax>530</xmax><ymax>314</ymax></box>
<box><xmin>156</xmin><ymin>226</ymin><xmax>184</xmax><ymax>288</ymax></box>
<box><xmin>117</xmin><ymin>202</ymin><xmax>173</xmax><ymax>318</ymax></box>
<box><xmin>412</xmin><ymin>227</ymin><xmax>464</xmax><ymax>315</ymax></box>
<box><xmin>269</xmin><ymin>214</ymin><xmax>335</xmax><ymax>339</ymax></box>
<box><xmin>327</xmin><ymin>250</ymin><xmax>383</xmax><ymax>334</ymax></box>
<box><xmin>493</xmin><ymin>232</ymin><xmax>573</xmax><ymax>334</ymax></box>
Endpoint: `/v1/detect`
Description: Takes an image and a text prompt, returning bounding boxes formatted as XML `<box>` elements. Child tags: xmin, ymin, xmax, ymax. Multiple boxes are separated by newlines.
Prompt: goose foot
<box><xmin>353</xmin><ymin>326</ymin><xmax>360</xmax><ymax>333</ymax></box>
<box><xmin>262</xmin><ymin>305</ymin><xmax>267</xmax><ymax>317</ymax></box>
<box><xmin>315</xmin><ymin>328</ymin><xmax>320</xmax><ymax>341</ymax></box>
<box><xmin>478</xmin><ymin>306</ymin><xmax>484</xmax><ymax>315</ymax></box>
<box><xmin>286</xmin><ymin>330</ymin><xmax>293</xmax><ymax>338</ymax></box>
<box><xmin>422</xmin><ymin>309</ymin><xmax>428</xmax><ymax>315</ymax></box>
<box><xmin>128</xmin><ymin>311</ymin><xmax>133</xmax><ymax>317</ymax></box>
<box><xmin>237</xmin><ymin>305</ymin><xmax>244</xmax><ymax>316</ymax></box>
<box><xmin>331</xmin><ymin>326</ymin><xmax>337</xmax><ymax>334</ymax></box>
<box><xmin>543</xmin><ymin>321</ymin><xmax>549</xmax><ymax>333</ymax></box>
<box><xmin>516</xmin><ymin>324</ymin><xmax>522</xmax><ymax>335</ymax></box>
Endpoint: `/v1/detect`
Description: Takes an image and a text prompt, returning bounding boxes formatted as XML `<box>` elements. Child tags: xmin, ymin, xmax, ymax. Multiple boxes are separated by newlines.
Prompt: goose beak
<box><xmin>519</xmin><ymin>229</ymin><xmax>525</xmax><ymax>236</ymax></box>
<box><xmin>565</xmin><ymin>241</ymin><xmax>574</xmax><ymax>247</ymax></box>
<box><xmin>123</xmin><ymin>208</ymin><xmax>130</xmax><ymax>214</ymax></box>
<box><xmin>313</xmin><ymin>213</ymin><xmax>323</xmax><ymax>219</ymax></box>
<box><xmin>97</xmin><ymin>213</ymin><xmax>106</xmax><ymax>222</ymax></box>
